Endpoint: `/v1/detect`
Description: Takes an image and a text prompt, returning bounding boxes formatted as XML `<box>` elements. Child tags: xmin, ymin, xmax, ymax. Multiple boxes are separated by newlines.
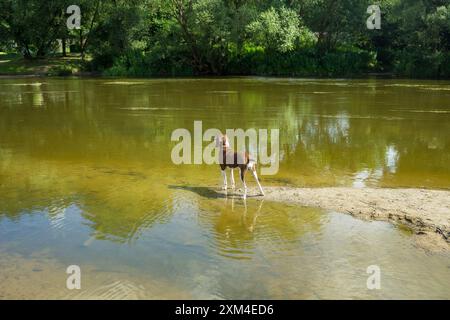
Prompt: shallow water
<box><xmin>0</xmin><ymin>77</ymin><xmax>449</xmax><ymax>299</ymax></box>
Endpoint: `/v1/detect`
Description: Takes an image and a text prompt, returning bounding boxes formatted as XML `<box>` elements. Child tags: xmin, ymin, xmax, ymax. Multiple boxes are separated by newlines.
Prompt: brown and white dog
<box><xmin>215</xmin><ymin>134</ymin><xmax>264</xmax><ymax>198</ymax></box>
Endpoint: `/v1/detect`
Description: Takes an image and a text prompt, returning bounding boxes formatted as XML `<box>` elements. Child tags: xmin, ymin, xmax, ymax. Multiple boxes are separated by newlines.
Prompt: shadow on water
<box><xmin>168</xmin><ymin>185</ymin><xmax>262</xmax><ymax>199</ymax></box>
<box><xmin>169</xmin><ymin>185</ymin><xmax>226</xmax><ymax>199</ymax></box>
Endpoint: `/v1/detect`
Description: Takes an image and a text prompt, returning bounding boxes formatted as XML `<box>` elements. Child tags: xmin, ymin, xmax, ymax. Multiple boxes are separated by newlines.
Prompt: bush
<box><xmin>99</xmin><ymin>42</ymin><xmax>377</xmax><ymax>77</ymax></box>
<box><xmin>394</xmin><ymin>51</ymin><xmax>450</xmax><ymax>79</ymax></box>
<box><xmin>88</xmin><ymin>51</ymin><xmax>116</xmax><ymax>72</ymax></box>
<box><xmin>47</xmin><ymin>65</ymin><xmax>74</xmax><ymax>76</ymax></box>
<box><xmin>320</xmin><ymin>49</ymin><xmax>376</xmax><ymax>76</ymax></box>
<box><xmin>103</xmin><ymin>48</ymin><xmax>194</xmax><ymax>77</ymax></box>
<box><xmin>227</xmin><ymin>46</ymin><xmax>375</xmax><ymax>77</ymax></box>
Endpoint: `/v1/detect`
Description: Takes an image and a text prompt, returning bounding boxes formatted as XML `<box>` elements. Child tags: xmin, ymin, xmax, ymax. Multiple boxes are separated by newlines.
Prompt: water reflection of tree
<box><xmin>0</xmin><ymin>155</ymin><xmax>174</xmax><ymax>242</ymax></box>
<box><xmin>1</xmin><ymin>79</ymin><xmax>449</xmax><ymax>240</ymax></box>
<box><xmin>1</xmin><ymin>79</ymin><xmax>448</xmax><ymax>182</ymax></box>
<box><xmin>261</xmin><ymin>83</ymin><xmax>450</xmax><ymax>188</ymax></box>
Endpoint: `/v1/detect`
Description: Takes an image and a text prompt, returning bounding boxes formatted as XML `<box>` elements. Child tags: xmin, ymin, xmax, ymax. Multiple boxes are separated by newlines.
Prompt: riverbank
<box><xmin>0</xmin><ymin>53</ymin><xmax>90</xmax><ymax>76</ymax></box>
<box><xmin>0</xmin><ymin>53</ymin><xmax>444</xmax><ymax>80</ymax></box>
<box><xmin>239</xmin><ymin>187</ymin><xmax>450</xmax><ymax>252</ymax></box>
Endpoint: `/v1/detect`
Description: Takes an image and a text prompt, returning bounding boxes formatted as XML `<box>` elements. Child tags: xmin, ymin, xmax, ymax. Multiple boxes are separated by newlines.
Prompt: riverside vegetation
<box><xmin>0</xmin><ymin>0</ymin><xmax>450</xmax><ymax>78</ymax></box>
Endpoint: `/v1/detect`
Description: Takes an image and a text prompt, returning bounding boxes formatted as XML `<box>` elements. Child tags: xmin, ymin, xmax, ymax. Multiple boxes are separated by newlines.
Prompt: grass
<box><xmin>0</xmin><ymin>52</ymin><xmax>88</xmax><ymax>76</ymax></box>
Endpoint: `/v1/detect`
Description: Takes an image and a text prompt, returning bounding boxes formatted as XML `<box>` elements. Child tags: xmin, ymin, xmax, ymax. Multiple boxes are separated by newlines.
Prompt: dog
<box><xmin>215</xmin><ymin>134</ymin><xmax>264</xmax><ymax>198</ymax></box>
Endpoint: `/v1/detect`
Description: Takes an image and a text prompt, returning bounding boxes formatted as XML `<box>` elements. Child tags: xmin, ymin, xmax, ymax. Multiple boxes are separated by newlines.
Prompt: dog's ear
<box><xmin>223</xmin><ymin>134</ymin><xmax>230</xmax><ymax>148</ymax></box>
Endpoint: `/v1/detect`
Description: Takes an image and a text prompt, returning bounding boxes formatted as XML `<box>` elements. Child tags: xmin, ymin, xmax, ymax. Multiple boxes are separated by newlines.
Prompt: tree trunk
<box><xmin>79</xmin><ymin>29</ymin><xmax>84</xmax><ymax>59</ymax></box>
<box><xmin>80</xmin><ymin>0</ymin><xmax>101</xmax><ymax>60</ymax></box>
<box><xmin>36</xmin><ymin>46</ymin><xmax>46</xmax><ymax>58</ymax></box>
<box><xmin>23</xmin><ymin>46</ymin><xmax>33</xmax><ymax>60</ymax></box>
<box><xmin>62</xmin><ymin>37</ymin><xmax>67</xmax><ymax>57</ymax></box>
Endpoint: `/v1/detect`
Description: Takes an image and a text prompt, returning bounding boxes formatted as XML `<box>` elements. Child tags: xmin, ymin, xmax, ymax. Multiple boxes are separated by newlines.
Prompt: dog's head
<box><xmin>215</xmin><ymin>134</ymin><xmax>230</xmax><ymax>148</ymax></box>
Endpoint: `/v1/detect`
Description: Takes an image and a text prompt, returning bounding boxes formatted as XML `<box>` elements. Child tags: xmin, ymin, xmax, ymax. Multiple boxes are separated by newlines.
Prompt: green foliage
<box><xmin>226</xmin><ymin>45</ymin><xmax>375</xmax><ymax>76</ymax></box>
<box><xmin>0</xmin><ymin>0</ymin><xmax>71</xmax><ymax>58</ymax></box>
<box><xmin>47</xmin><ymin>64</ymin><xmax>74</xmax><ymax>76</ymax></box>
<box><xmin>0</xmin><ymin>0</ymin><xmax>449</xmax><ymax>78</ymax></box>
<box><xmin>0</xmin><ymin>53</ymin><xmax>83</xmax><ymax>75</ymax></box>
<box><xmin>247</xmin><ymin>6</ymin><xmax>301</xmax><ymax>53</ymax></box>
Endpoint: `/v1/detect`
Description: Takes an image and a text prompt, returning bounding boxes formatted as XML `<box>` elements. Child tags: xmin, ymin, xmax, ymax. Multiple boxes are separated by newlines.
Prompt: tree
<box><xmin>0</xmin><ymin>0</ymin><xmax>70</xmax><ymax>58</ymax></box>
<box><xmin>247</xmin><ymin>6</ymin><xmax>297</xmax><ymax>53</ymax></box>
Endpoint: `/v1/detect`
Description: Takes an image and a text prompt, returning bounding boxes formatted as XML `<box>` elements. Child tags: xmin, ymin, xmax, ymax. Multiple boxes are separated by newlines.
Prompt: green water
<box><xmin>0</xmin><ymin>77</ymin><xmax>449</xmax><ymax>299</ymax></box>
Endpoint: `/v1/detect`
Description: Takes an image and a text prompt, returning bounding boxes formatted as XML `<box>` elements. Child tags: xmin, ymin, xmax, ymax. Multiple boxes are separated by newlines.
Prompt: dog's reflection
<box><xmin>168</xmin><ymin>184</ymin><xmax>265</xmax><ymax>237</ymax></box>
<box><xmin>223</xmin><ymin>192</ymin><xmax>264</xmax><ymax>233</ymax></box>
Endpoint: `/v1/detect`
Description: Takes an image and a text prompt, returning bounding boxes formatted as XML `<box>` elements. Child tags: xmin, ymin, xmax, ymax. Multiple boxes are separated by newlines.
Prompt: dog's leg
<box><xmin>221</xmin><ymin>169</ymin><xmax>227</xmax><ymax>190</ymax></box>
<box><xmin>230</xmin><ymin>168</ymin><xmax>235</xmax><ymax>188</ymax></box>
<box><xmin>248</xmin><ymin>199</ymin><xmax>263</xmax><ymax>232</ymax></box>
<box><xmin>250</xmin><ymin>168</ymin><xmax>264</xmax><ymax>196</ymax></box>
<box><xmin>241</xmin><ymin>196</ymin><xmax>247</xmax><ymax>226</ymax></box>
<box><xmin>240</xmin><ymin>167</ymin><xmax>247</xmax><ymax>199</ymax></box>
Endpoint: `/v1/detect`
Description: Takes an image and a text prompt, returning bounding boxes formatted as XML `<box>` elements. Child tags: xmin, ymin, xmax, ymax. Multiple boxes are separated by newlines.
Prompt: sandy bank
<box><xmin>260</xmin><ymin>187</ymin><xmax>450</xmax><ymax>251</ymax></box>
